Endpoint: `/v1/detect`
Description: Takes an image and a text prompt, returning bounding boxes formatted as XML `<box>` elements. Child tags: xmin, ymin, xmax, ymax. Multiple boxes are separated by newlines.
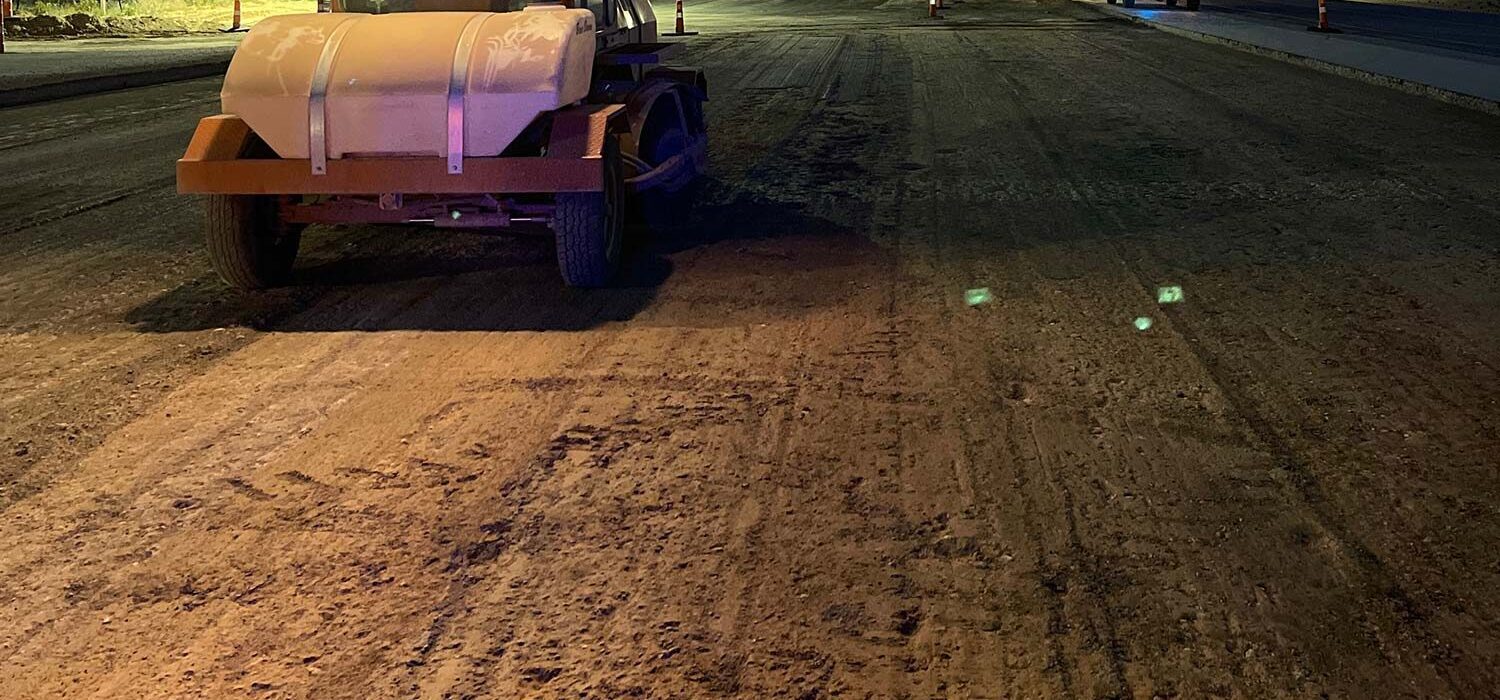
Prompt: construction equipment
<box><xmin>177</xmin><ymin>0</ymin><xmax>708</xmax><ymax>288</ymax></box>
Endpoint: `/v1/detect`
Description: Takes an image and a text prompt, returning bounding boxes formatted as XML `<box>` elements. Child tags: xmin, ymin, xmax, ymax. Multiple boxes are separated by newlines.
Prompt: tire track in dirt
<box><xmin>1067</xmin><ymin>31</ymin><xmax>1500</xmax><ymax>357</ymax></box>
<box><xmin>2</xmin><ymin>2</ymin><xmax>1499</xmax><ymax>697</ymax></box>
<box><xmin>0</xmin><ymin>322</ymin><xmax>641</xmax><ymax>695</ymax></box>
<box><xmin>390</xmin><ymin>335</ymin><xmax>640</xmax><ymax>694</ymax></box>
<box><xmin>955</xmin><ymin>23</ymin><xmax>1494</xmax><ymax>696</ymax></box>
<box><xmin>900</xmin><ymin>19</ymin><xmax>1464</xmax><ymax>698</ymax></box>
<box><xmin>924</xmin><ymin>27</ymin><xmax>1141</xmax><ymax>699</ymax></box>
<box><xmin>968</xmin><ymin>34</ymin><xmax>1338</xmax><ymax>694</ymax></box>
<box><xmin>0</xmin><ymin>87</ymin><xmax>215</xmax><ymax>154</ymax></box>
<box><xmin>1067</xmin><ymin>17</ymin><xmax>1500</xmax><ymax>654</ymax></box>
<box><xmin>1071</xmin><ymin>31</ymin><xmax>1492</xmax><ymax>205</ymax></box>
<box><xmin>0</xmin><ymin>178</ymin><xmax>175</xmax><ymax>238</ymax></box>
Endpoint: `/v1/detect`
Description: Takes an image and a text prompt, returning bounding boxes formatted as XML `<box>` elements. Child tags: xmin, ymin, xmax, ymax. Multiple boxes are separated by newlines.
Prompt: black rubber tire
<box><xmin>554</xmin><ymin>135</ymin><xmax>624</xmax><ymax>287</ymax></box>
<box><xmin>1107</xmin><ymin>0</ymin><xmax>1117</xmax><ymax>5</ymax></box>
<box><xmin>1166</xmin><ymin>0</ymin><xmax>1178</xmax><ymax>6</ymax></box>
<box><xmin>1122</xmin><ymin>0</ymin><xmax>1136</xmax><ymax>7</ymax></box>
<box><xmin>204</xmin><ymin>194</ymin><xmax>303</xmax><ymax>290</ymax></box>
<box><xmin>1186</xmin><ymin>0</ymin><xmax>1200</xmax><ymax>9</ymax></box>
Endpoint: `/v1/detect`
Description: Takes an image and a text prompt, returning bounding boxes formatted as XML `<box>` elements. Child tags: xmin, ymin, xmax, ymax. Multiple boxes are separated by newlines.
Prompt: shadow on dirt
<box><xmin>125</xmin><ymin>184</ymin><xmax>858</xmax><ymax>334</ymax></box>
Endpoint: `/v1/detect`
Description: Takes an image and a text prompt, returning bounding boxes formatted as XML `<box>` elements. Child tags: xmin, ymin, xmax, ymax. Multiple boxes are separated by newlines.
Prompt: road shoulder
<box><xmin>0</xmin><ymin>36</ymin><xmax>237</xmax><ymax>108</ymax></box>
<box><xmin>1077</xmin><ymin>0</ymin><xmax>1500</xmax><ymax>114</ymax></box>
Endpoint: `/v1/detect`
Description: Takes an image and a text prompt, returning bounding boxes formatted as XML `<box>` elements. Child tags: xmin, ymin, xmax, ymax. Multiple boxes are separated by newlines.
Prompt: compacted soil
<box><xmin>1</xmin><ymin>0</ymin><xmax>1498</xmax><ymax>697</ymax></box>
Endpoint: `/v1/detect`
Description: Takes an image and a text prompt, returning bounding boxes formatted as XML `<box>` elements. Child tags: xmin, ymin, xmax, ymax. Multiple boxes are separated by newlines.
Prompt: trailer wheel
<box><xmin>554</xmin><ymin>134</ymin><xmax>625</xmax><ymax>287</ymax></box>
<box><xmin>1123</xmin><ymin>0</ymin><xmax>1136</xmax><ymax>6</ymax></box>
<box><xmin>631</xmin><ymin>90</ymin><xmax>707</xmax><ymax>233</ymax></box>
<box><xmin>1166</xmin><ymin>0</ymin><xmax>1178</xmax><ymax>6</ymax></box>
<box><xmin>204</xmin><ymin>194</ymin><xmax>303</xmax><ymax>290</ymax></box>
<box><xmin>1186</xmin><ymin>0</ymin><xmax>1199</xmax><ymax>8</ymax></box>
<box><xmin>636</xmin><ymin>123</ymin><xmax>693</xmax><ymax>232</ymax></box>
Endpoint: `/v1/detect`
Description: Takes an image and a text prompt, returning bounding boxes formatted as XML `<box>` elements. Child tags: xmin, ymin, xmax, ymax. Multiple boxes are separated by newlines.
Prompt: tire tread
<box><xmin>555</xmin><ymin>192</ymin><xmax>612</xmax><ymax>287</ymax></box>
<box><xmin>204</xmin><ymin>194</ymin><xmax>299</xmax><ymax>290</ymax></box>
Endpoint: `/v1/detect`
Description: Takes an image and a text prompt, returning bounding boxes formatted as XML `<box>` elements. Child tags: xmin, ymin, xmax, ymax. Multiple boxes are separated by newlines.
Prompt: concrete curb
<box><xmin>0</xmin><ymin>59</ymin><xmax>229</xmax><ymax>109</ymax></box>
<box><xmin>1075</xmin><ymin>2</ymin><xmax>1500</xmax><ymax>118</ymax></box>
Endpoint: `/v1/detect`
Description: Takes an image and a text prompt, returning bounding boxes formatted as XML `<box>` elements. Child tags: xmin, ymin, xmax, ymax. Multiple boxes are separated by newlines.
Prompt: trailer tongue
<box><xmin>177</xmin><ymin>0</ymin><xmax>707</xmax><ymax>289</ymax></box>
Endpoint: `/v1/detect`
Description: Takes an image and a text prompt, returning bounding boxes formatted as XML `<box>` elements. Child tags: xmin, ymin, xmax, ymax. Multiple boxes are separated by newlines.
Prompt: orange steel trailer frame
<box><xmin>177</xmin><ymin>103</ymin><xmax>627</xmax><ymax>196</ymax></box>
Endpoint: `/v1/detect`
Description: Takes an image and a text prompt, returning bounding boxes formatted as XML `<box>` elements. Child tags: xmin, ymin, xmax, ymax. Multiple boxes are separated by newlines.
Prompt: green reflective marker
<box><xmin>1156</xmin><ymin>285</ymin><xmax>1184</xmax><ymax>304</ymax></box>
<box><xmin>1134</xmin><ymin>316</ymin><xmax>1153</xmax><ymax>331</ymax></box>
<box><xmin>965</xmin><ymin>288</ymin><xmax>993</xmax><ymax>307</ymax></box>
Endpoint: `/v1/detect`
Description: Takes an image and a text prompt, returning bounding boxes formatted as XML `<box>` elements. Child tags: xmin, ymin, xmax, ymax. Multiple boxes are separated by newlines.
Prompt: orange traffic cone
<box><xmin>1307</xmin><ymin>0</ymin><xmax>1341</xmax><ymax>32</ymax></box>
<box><xmin>221</xmin><ymin>0</ymin><xmax>248</xmax><ymax>32</ymax></box>
<box><xmin>662</xmin><ymin>0</ymin><xmax>698</xmax><ymax>36</ymax></box>
<box><xmin>0</xmin><ymin>0</ymin><xmax>10</xmax><ymax>55</ymax></box>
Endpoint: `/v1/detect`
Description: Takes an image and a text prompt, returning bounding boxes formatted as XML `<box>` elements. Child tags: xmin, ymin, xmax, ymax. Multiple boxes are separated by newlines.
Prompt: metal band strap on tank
<box><xmin>447</xmin><ymin>14</ymin><xmax>489</xmax><ymax>175</ymax></box>
<box><xmin>309</xmin><ymin>19</ymin><xmax>356</xmax><ymax>176</ymax></box>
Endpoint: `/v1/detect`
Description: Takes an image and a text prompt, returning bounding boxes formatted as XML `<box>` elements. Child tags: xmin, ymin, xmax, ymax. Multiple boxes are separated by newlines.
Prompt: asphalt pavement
<box><xmin>1088</xmin><ymin>0</ymin><xmax>1500</xmax><ymax>106</ymax></box>
<box><xmin>1202</xmin><ymin>0</ymin><xmax>1500</xmax><ymax>58</ymax></box>
<box><xmin>0</xmin><ymin>35</ymin><xmax>238</xmax><ymax>106</ymax></box>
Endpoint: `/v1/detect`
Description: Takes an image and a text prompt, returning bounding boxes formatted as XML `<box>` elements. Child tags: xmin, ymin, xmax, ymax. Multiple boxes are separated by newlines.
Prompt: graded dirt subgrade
<box><xmin>1</xmin><ymin>0</ymin><xmax>1498</xmax><ymax>698</ymax></box>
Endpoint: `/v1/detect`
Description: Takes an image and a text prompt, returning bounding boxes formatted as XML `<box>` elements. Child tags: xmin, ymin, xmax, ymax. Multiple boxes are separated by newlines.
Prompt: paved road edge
<box><xmin>0</xmin><ymin>60</ymin><xmax>230</xmax><ymax>109</ymax></box>
<box><xmin>1075</xmin><ymin>2</ymin><xmax>1500</xmax><ymax>118</ymax></box>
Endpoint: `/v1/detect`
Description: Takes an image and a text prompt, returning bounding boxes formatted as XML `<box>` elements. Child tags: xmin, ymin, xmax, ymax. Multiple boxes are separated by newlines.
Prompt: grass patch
<box><xmin>14</xmin><ymin>0</ymin><xmax>314</xmax><ymax>30</ymax></box>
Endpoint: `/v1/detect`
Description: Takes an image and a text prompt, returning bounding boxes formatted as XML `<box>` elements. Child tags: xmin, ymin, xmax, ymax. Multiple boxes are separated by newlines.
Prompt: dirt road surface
<box><xmin>3</xmin><ymin>1</ymin><xmax>1499</xmax><ymax>697</ymax></box>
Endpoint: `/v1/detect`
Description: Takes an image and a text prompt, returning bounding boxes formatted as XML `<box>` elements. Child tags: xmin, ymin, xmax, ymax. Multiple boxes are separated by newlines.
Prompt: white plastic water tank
<box><xmin>221</xmin><ymin>8</ymin><xmax>597</xmax><ymax>161</ymax></box>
